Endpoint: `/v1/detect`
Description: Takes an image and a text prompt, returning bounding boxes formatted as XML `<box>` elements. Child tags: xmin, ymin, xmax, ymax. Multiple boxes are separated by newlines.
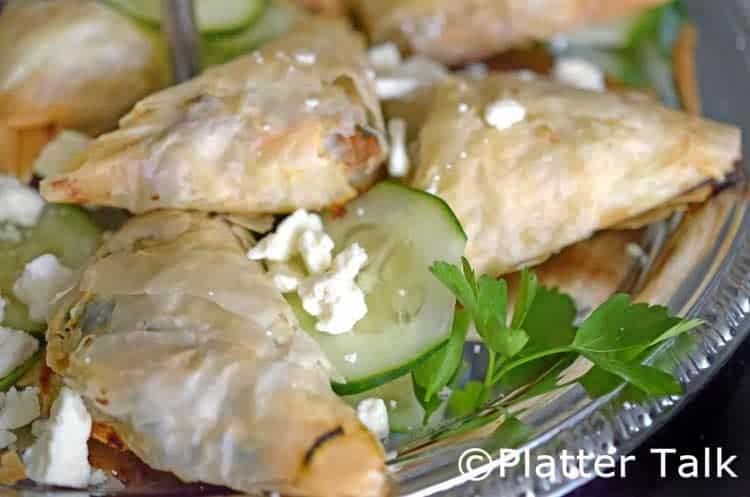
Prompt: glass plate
<box><xmin>7</xmin><ymin>0</ymin><xmax>750</xmax><ymax>496</ymax></box>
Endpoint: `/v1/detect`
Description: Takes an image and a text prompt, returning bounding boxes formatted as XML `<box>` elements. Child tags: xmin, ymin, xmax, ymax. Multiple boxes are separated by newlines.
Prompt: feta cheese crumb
<box><xmin>0</xmin><ymin>387</ymin><xmax>40</xmax><ymax>429</ymax></box>
<box><xmin>357</xmin><ymin>398</ymin><xmax>389</xmax><ymax>439</ymax></box>
<box><xmin>0</xmin><ymin>429</ymin><xmax>16</xmax><ymax>450</ymax></box>
<box><xmin>344</xmin><ymin>352</ymin><xmax>358</xmax><ymax>364</ymax></box>
<box><xmin>298</xmin><ymin>230</ymin><xmax>334</xmax><ymax>274</ymax></box>
<box><xmin>298</xmin><ymin>244</ymin><xmax>369</xmax><ymax>335</ymax></box>
<box><xmin>375</xmin><ymin>77</ymin><xmax>420</xmax><ymax>100</ymax></box>
<box><xmin>24</xmin><ymin>387</ymin><xmax>94</xmax><ymax>489</ymax></box>
<box><xmin>367</xmin><ymin>42</ymin><xmax>403</xmax><ymax>71</ymax></box>
<box><xmin>248</xmin><ymin>210</ymin><xmax>323</xmax><ymax>262</ymax></box>
<box><xmin>294</xmin><ymin>50</ymin><xmax>316</xmax><ymax>65</ymax></box>
<box><xmin>32</xmin><ymin>130</ymin><xmax>91</xmax><ymax>179</ymax></box>
<box><xmin>484</xmin><ymin>99</ymin><xmax>526</xmax><ymax>130</ymax></box>
<box><xmin>0</xmin><ymin>328</ymin><xmax>38</xmax><ymax>377</ymax></box>
<box><xmin>13</xmin><ymin>254</ymin><xmax>74</xmax><ymax>322</ymax></box>
<box><xmin>387</xmin><ymin>118</ymin><xmax>411</xmax><ymax>178</ymax></box>
<box><xmin>0</xmin><ymin>296</ymin><xmax>6</xmax><ymax>323</ymax></box>
<box><xmin>373</xmin><ymin>56</ymin><xmax>448</xmax><ymax>100</ymax></box>
<box><xmin>553</xmin><ymin>57</ymin><xmax>605</xmax><ymax>92</ymax></box>
<box><xmin>267</xmin><ymin>261</ymin><xmax>306</xmax><ymax>294</ymax></box>
<box><xmin>0</xmin><ymin>175</ymin><xmax>45</xmax><ymax>227</ymax></box>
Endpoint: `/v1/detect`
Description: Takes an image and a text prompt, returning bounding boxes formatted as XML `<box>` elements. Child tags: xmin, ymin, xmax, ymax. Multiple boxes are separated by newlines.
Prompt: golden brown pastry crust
<box><xmin>507</xmin><ymin>230</ymin><xmax>644</xmax><ymax>313</ymax></box>
<box><xmin>408</xmin><ymin>74</ymin><xmax>741</xmax><ymax>276</ymax></box>
<box><xmin>46</xmin><ymin>210</ymin><xmax>388</xmax><ymax>497</ymax></box>
<box><xmin>351</xmin><ymin>0</ymin><xmax>668</xmax><ymax>65</ymax></box>
<box><xmin>0</xmin><ymin>0</ymin><xmax>169</xmax><ymax>181</ymax></box>
<box><xmin>41</xmin><ymin>18</ymin><xmax>386</xmax><ymax>215</ymax></box>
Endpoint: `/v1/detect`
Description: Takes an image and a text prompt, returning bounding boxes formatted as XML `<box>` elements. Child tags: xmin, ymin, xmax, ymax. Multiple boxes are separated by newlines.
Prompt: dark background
<box><xmin>574</xmin><ymin>335</ymin><xmax>750</xmax><ymax>497</ymax></box>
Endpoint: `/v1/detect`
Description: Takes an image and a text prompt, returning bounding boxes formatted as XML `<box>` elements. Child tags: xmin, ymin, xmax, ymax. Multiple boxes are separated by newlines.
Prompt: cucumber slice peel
<box><xmin>0</xmin><ymin>205</ymin><xmax>101</xmax><ymax>332</ymax></box>
<box><xmin>291</xmin><ymin>181</ymin><xmax>466</xmax><ymax>395</ymax></box>
<box><xmin>202</xmin><ymin>3</ymin><xmax>300</xmax><ymax>67</ymax></box>
<box><xmin>103</xmin><ymin>0</ymin><xmax>268</xmax><ymax>35</ymax></box>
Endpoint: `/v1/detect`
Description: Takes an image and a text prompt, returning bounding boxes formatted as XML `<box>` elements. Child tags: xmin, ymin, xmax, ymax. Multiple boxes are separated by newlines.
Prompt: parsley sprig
<box><xmin>413</xmin><ymin>258</ymin><xmax>702</xmax><ymax>419</ymax></box>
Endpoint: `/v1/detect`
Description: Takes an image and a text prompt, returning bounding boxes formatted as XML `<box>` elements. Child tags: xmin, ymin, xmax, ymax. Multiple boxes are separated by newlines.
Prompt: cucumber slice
<box><xmin>202</xmin><ymin>3</ymin><xmax>300</xmax><ymax>67</ymax></box>
<box><xmin>344</xmin><ymin>374</ymin><xmax>446</xmax><ymax>434</ymax></box>
<box><xmin>0</xmin><ymin>205</ymin><xmax>101</xmax><ymax>332</ymax></box>
<box><xmin>291</xmin><ymin>181</ymin><xmax>466</xmax><ymax>395</ymax></box>
<box><xmin>103</xmin><ymin>0</ymin><xmax>268</xmax><ymax>35</ymax></box>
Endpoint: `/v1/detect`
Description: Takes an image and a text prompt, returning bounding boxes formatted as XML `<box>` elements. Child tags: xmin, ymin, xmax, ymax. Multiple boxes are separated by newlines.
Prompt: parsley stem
<box><xmin>491</xmin><ymin>346</ymin><xmax>573</xmax><ymax>384</ymax></box>
<box><xmin>484</xmin><ymin>351</ymin><xmax>496</xmax><ymax>389</ymax></box>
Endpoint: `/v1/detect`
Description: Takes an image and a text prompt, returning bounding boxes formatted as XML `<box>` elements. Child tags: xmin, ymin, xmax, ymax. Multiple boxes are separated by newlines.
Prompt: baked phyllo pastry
<box><xmin>351</xmin><ymin>0</ymin><xmax>668</xmax><ymax>65</ymax></box>
<box><xmin>0</xmin><ymin>0</ymin><xmax>170</xmax><ymax>181</ymax></box>
<box><xmin>46</xmin><ymin>210</ymin><xmax>388</xmax><ymax>497</ymax></box>
<box><xmin>408</xmin><ymin>74</ymin><xmax>741</xmax><ymax>276</ymax></box>
<box><xmin>41</xmin><ymin>18</ymin><xmax>387</xmax><ymax>215</ymax></box>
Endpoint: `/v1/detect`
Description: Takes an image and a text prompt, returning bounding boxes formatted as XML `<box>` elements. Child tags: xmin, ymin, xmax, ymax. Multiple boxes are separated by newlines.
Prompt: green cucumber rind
<box><xmin>101</xmin><ymin>0</ymin><xmax>268</xmax><ymax>35</ymax></box>
<box><xmin>198</xmin><ymin>0</ymin><xmax>269</xmax><ymax>36</ymax></box>
<box><xmin>362</xmin><ymin>181</ymin><xmax>468</xmax><ymax>242</ymax></box>
<box><xmin>0</xmin><ymin>350</ymin><xmax>42</xmax><ymax>393</ymax></box>
<box><xmin>331</xmin><ymin>337</ymin><xmax>448</xmax><ymax>396</ymax></box>
<box><xmin>317</xmin><ymin>181</ymin><xmax>466</xmax><ymax>394</ymax></box>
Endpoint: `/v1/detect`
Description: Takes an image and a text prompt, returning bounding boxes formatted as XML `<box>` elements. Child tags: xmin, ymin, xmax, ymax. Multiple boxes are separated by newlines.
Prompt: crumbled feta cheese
<box><xmin>344</xmin><ymin>352</ymin><xmax>358</xmax><ymax>364</ymax></box>
<box><xmin>356</xmin><ymin>398</ymin><xmax>389</xmax><ymax>439</ymax></box>
<box><xmin>298</xmin><ymin>230</ymin><xmax>334</xmax><ymax>274</ymax></box>
<box><xmin>484</xmin><ymin>99</ymin><xmax>526</xmax><ymax>130</ymax></box>
<box><xmin>0</xmin><ymin>296</ymin><xmax>6</xmax><ymax>323</ymax></box>
<box><xmin>294</xmin><ymin>50</ymin><xmax>316</xmax><ymax>65</ymax></box>
<box><xmin>0</xmin><ymin>328</ymin><xmax>38</xmax><ymax>377</ymax></box>
<box><xmin>267</xmin><ymin>261</ymin><xmax>305</xmax><ymax>294</ymax></box>
<box><xmin>375</xmin><ymin>77</ymin><xmax>421</xmax><ymax>100</ymax></box>
<box><xmin>298</xmin><ymin>244</ymin><xmax>368</xmax><ymax>335</ymax></box>
<box><xmin>305</xmin><ymin>98</ymin><xmax>320</xmax><ymax>109</ymax></box>
<box><xmin>374</xmin><ymin>56</ymin><xmax>448</xmax><ymax>100</ymax></box>
<box><xmin>32</xmin><ymin>130</ymin><xmax>91</xmax><ymax>179</ymax></box>
<box><xmin>367</xmin><ymin>42</ymin><xmax>403</xmax><ymax>71</ymax></box>
<box><xmin>24</xmin><ymin>387</ymin><xmax>94</xmax><ymax>489</ymax></box>
<box><xmin>0</xmin><ymin>175</ymin><xmax>45</xmax><ymax>228</ymax></box>
<box><xmin>0</xmin><ymin>429</ymin><xmax>16</xmax><ymax>450</ymax></box>
<box><xmin>387</xmin><ymin>118</ymin><xmax>411</xmax><ymax>178</ymax></box>
<box><xmin>0</xmin><ymin>387</ymin><xmax>40</xmax><ymax>429</ymax></box>
<box><xmin>248</xmin><ymin>209</ymin><xmax>323</xmax><ymax>262</ymax></box>
<box><xmin>553</xmin><ymin>57</ymin><xmax>606</xmax><ymax>92</ymax></box>
<box><xmin>13</xmin><ymin>254</ymin><xmax>74</xmax><ymax>322</ymax></box>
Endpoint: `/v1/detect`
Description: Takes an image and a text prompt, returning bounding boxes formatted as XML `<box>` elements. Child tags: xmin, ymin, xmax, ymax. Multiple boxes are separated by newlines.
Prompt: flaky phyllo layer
<box><xmin>41</xmin><ymin>18</ymin><xmax>387</xmax><ymax>215</ymax></box>
<box><xmin>351</xmin><ymin>0</ymin><xmax>668</xmax><ymax>64</ymax></box>
<box><xmin>46</xmin><ymin>211</ymin><xmax>387</xmax><ymax>497</ymax></box>
<box><xmin>0</xmin><ymin>0</ymin><xmax>169</xmax><ymax>181</ymax></box>
<box><xmin>408</xmin><ymin>74</ymin><xmax>740</xmax><ymax>276</ymax></box>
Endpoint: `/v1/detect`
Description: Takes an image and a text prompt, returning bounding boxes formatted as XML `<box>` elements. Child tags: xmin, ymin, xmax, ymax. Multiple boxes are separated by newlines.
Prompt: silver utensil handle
<box><xmin>162</xmin><ymin>0</ymin><xmax>201</xmax><ymax>82</ymax></box>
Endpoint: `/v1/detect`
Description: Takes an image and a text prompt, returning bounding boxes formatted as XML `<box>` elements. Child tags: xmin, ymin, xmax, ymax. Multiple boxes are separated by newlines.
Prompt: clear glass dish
<box><xmin>7</xmin><ymin>0</ymin><xmax>750</xmax><ymax>496</ymax></box>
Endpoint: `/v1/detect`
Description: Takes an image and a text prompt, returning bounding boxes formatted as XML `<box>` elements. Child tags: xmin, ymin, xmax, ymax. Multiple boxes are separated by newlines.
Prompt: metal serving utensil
<box><xmin>162</xmin><ymin>0</ymin><xmax>201</xmax><ymax>82</ymax></box>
